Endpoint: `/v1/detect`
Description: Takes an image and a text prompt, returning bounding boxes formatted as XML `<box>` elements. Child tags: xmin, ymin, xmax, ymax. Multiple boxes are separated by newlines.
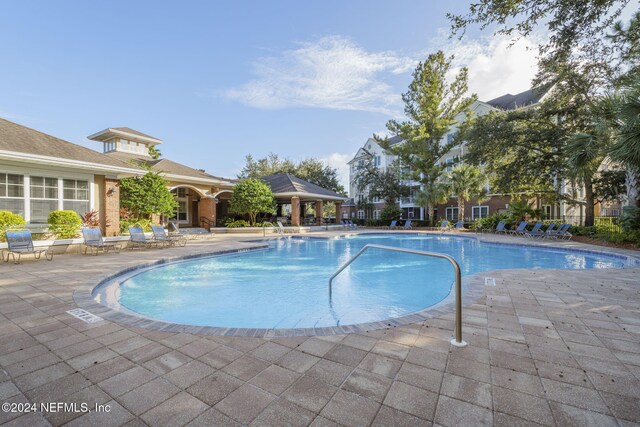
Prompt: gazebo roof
<box><xmin>260</xmin><ymin>173</ymin><xmax>348</xmax><ymax>202</ymax></box>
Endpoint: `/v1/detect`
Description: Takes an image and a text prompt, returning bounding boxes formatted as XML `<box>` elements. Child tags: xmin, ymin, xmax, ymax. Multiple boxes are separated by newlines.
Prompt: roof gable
<box><xmin>260</xmin><ymin>173</ymin><xmax>346</xmax><ymax>200</ymax></box>
<box><xmin>0</xmin><ymin>118</ymin><xmax>143</xmax><ymax>171</ymax></box>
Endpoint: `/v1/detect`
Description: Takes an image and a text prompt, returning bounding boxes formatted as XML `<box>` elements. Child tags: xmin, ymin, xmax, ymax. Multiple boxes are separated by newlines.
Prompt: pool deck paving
<box><xmin>0</xmin><ymin>230</ymin><xmax>639</xmax><ymax>426</ymax></box>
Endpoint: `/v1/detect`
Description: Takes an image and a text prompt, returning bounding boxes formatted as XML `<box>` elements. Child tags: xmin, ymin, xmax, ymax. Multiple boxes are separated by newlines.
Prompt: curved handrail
<box><xmin>262</xmin><ymin>222</ymin><xmax>284</xmax><ymax>237</ymax></box>
<box><xmin>328</xmin><ymin>244</ymin><xmax>467</xmax><ymax>347</ymax></box>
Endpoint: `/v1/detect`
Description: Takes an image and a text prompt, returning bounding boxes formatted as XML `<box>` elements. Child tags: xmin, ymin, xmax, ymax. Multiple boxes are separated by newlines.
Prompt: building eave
<box><xmin>87</xmin><ymin>128</ymin><xmax>163</xmax><ymax>145</ymax></box>
<box><xmin>0</xmin><ymin>150</ymin><xmax>144</xmax><ymax>177</ymax></box>
<box><xmin>160</xmin><ymin>172</ymin><xmax>235</xmax><ymax>188</ymax></box>
<box><xmin>273</xmin><ymin>191</ymin><xmax>348</xmax><ymax>202</ymax></box>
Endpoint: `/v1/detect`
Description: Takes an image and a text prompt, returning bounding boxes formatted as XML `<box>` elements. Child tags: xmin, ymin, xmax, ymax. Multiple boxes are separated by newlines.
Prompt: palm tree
<box><xmin>608</xmin><ymin>76</ymin><xmax>640</xmax><ymax>207</ymax></box>
<box><xmin>446</xmin><ymin>164</ymin><xmax>487</xmax><ymax>221</ymax></box>
<box><xmin>565</xmin><ymin>97</ymin><xmax>615</xmax><ymax>226</ymax></box>
<box><xmin>415</xmin><ymin>181</ymin><xmax>448</xmax><ymax>225</ymax></box>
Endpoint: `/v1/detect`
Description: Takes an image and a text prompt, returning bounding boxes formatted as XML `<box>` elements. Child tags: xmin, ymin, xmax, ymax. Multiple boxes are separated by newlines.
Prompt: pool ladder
<box><xmin>328</xmin><ymin>244</ymin><xmax>467</xmax><ymax>347</ymax></box>
<box><xmin>262</xmin><ymin>222</ymin><xmax>284</xmax><ymax>237</ymax></box>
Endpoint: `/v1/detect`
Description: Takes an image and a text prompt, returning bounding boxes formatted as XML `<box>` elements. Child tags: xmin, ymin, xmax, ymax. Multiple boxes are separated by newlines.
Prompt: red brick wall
<box><xmin>198</xmin><ymin>197</ymin><xmax>216</xmax><ymax>229</ymax></box>
<box><xmin>104</xmin><ymin>178</ymin><xmax>120</xmax><ymax>236</ymax></box>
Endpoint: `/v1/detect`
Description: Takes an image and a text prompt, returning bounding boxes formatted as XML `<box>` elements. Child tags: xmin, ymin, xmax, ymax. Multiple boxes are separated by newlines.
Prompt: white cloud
<box><xmin>321</xmin><ymin>151</ymin><xmax>354</xmax><ymax>191</ymax></box>
<box><xmin>443</xmin><ymin>33</ymin><xmax>541</xmax><ymax>101</ymax></box>
<box><xmin>225</xmin><ymin>36</ymin><xmax>416</xmax><ymax>115</ymax></box>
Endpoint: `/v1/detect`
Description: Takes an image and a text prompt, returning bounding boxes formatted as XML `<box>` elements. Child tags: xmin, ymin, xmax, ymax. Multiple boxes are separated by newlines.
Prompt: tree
<box><xmin>415</xmin><ymin>181</ymin><xmax>449</xmax><ymax>225</ymax></box>
<box><xmin>462</xmin><ymin>105</ymin><xmax>567</xmax><ymax>196</ymax></box>
<box><xmin>378</xmin><ymin>51</ymin><xmax>476</xmax><ymax>217</ymax></box>
<box><xmin>608</xmin><ymin>76</ymin><xmax>640</xmax><ymax>207</ymax></box>
<box><xmin>446</xmin><ymin>164</ymin><xmax>488</xmax><ymax>221</ymax></box>
<box><xmin>352</xmin><ymin>158</ymin><xmax>411</xmax><ymax>206</ymax></box>
<box><xmin>228</xmin><ymin>178</ymin><xmax>276</xmax><ymax>225</ymax></box>
<box><xmin>238</xmin><ymin>153</ymin><xmax>345</xmax><ymax>194</ymax></box>
<box><xmin>449</xmin><ymin>0</ymin><xmax>631</xmax><ymax>98</ymax></box>
<box><xmin>119</xmin><ymin>172</ymin><xmax>177</xmax><ymax>218</ymax></box>
<box><xmin>148</xmin><ymin>146</ymin><xmax>162</xmax><ymax>160</ymax></box>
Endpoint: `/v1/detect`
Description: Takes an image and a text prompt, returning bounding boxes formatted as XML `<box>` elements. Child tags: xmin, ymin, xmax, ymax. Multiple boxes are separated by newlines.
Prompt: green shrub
<box><xmin>474</xmin><ymin>213</ymin><xmax>511</xmax><ymax>231</ymax></box>
<box><xmin>364</xmin><ymin>219</ymin><xmax>386</xmax><ymax>227</ymax></box>
<box><xmin>380</xmin><ymin>205</ymin><xmax>403</xmax><ymax>223</ymax></box>
<box><xmin>570</xmin><ymin>225</ymin><xmax>596</xmax><ymax>236</ymax></box>
<box><xmin>594</xmin><ymin>230</ymin><xmax>640</xmax><ymax>245</ymax></box>
<box><xmin>48</xmin><ymin>210</ymin><xmax>82</xmax><ymax>239</ymax></box>
<box><xmin>621</xmin><ymin>206</ymin><xmax>640</xmax><ymax>232</ymax></box>
<box><xmin>120</xmin><ymin>218</ymin><xmax>155</xmax><ymax>234</ymax></box>
<box><xmin>0</xmin><ymin>211</ymin><xmax>26</xmax><ymax>241</ymax></box>
<box><xmin>225</xmin><ymin>219</ymin><xmax>251</xmax><ymax>228</ymax></box>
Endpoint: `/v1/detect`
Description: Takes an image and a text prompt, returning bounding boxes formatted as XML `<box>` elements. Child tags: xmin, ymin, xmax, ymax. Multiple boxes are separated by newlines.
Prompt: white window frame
<box><xmin>373</xmin><ymin>210</ymin><xmax>380</xmax><ymax>220</ymax></box>
<box><xmin>357</xmin><ymin>210</ymin><xmax>365</xmax><ymax>220</ymax></box>
<box><xmin>445</xmin><ymin>207</ymin><xmax>459</xmax><ymax>221</ymax></box>
<box><xmin>471</xmin><ymin>205</ymin><xmax>489</xmax><ymax>220</ymax></box>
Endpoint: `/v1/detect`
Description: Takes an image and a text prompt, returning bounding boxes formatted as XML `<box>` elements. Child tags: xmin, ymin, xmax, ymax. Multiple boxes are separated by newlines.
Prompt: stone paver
<box><xmin>0</xmin><ymin>233</ymin><xmax>637</xmax><ymax>426</ymax></box>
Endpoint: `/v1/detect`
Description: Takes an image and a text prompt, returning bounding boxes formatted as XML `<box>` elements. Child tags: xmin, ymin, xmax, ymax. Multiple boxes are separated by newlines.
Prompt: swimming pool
<box><xmin>94</xmin><ymin>234</ymin><xmax>631</xmax><ymax>330</ymax></box>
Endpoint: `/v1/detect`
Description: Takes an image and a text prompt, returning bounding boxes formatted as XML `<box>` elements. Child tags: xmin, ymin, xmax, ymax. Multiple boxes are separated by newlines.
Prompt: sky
<box><xmin>0</xmin><ymin>1</ymin><xmax>634</xmax><ymax>189</ymax></box>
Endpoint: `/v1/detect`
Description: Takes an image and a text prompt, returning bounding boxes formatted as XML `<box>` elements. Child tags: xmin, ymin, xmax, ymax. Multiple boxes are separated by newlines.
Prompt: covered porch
<box><xmin>167</xmin><ymin>183</ymin><xmax>232</xmax><ymax>230</ymax></box>
<box><xmin>260</xmin><ymin>174</ymin><xmax>348</xmax><ymax>226</ymax></box>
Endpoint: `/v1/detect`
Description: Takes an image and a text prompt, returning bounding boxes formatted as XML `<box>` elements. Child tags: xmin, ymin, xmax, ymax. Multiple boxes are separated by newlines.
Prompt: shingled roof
<box><xmin>0</xmin><ymin>118</ymin><xmax>143</xmax><ymax>171</ymax></box>
<box><xmin>486</xmin><ymin>87</ymin><xmax>547</xmax><ymax>110</ymax></box>
<box><xmin>260</xmin><ymin>173</ymin><xmax>347</xmax><ymax>201</ymax></box>
<box><xmin>105</xmin><ymin>151</ymin><xmax>235</xmax><ymax>183</ymax></box>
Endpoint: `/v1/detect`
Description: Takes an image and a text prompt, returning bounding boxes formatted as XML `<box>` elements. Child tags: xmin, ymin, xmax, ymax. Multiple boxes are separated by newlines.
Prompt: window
<box><xmin>445</xmin><ymin>158</ymin><xmax>454</xmax><ymax>172</ymax></box>
<box><xmin>373</xmin><ymin>210</ymin><xmax>380</xmax><ymax>219</ymax></box>
<box><xmin>471</xmin><ymin>206</ymin><xmax>489</xmax><ymax>220</ymax></box>
<box><xmin>407</xmin><ymin>209</ymin><xmax>414</xmax><ymax>219</ymax></box>
<box><xmin>445</xmin><ymin>207</ymin><xmax>459</xmax><ymax>221</ymax></box>
<box><xmin>63</xmin><ymin>179</ymin><xmax>90</xmax><ymax>215</ymax></box>
<box><xmin>601</xmin><ymin>208</ymin><xmax>609</xmax><ymax>216</ymax></box>
<box><xmin>30</xmin><ymin>176</ymin><xmax>58</xmax><ymax>223</ymax></box>
<box><xmin>0</xmin><ymin>173</ymin><xmax>24</xmax><ymax>216</ymax></box>
<box><xmin>542</xmin><ymin>205</ymin><xmax>552</xmax><ymax>219</ymax></box>
<box><xmin>612</xmin><ymin>209</ymin><xmax>620</xmax><ymax>217</ymax></box>
<box><xmin>374</xmin><ymin>156</ymin><xmax>381</xmax><ymax>167</ymax></box>
<box><xmin>357</xmin><ymin>210</ymin><xmax>365</xmax><ymax>219</ymax></box>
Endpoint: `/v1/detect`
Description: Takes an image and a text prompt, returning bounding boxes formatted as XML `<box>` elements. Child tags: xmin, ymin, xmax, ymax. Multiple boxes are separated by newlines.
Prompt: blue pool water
<box><xmin>110</xmin><ymin>234</ymin><xmax>628</xmax><ymax>329</ymax></box>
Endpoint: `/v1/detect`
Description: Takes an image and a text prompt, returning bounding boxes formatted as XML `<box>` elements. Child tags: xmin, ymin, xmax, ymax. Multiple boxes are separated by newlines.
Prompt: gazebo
<box><xmin>260</xmin><ymin>174</ymin><xmax>348</xmax><ymax>226</ymax></box>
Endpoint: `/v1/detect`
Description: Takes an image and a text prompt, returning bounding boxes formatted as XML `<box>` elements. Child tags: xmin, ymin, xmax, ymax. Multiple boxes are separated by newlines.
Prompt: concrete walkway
<box><xmin>0</xmin><ymin>231</ymin><xmax>638</xmax><ymax>426</ymax></box>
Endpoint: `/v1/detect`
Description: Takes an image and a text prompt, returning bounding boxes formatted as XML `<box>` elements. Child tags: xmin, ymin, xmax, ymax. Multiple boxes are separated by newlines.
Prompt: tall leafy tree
<box><xmin>119</xmin><ymin>172</ymin><xmax>177</xmax><ymax>218</ymax></box>
<box><xmin>352</xmin><ymin>158</ymin><xmax>411</xmax><ymax>205</ymax></box>
<box><xmin>238</xmin><ymin>153</ymin><xmax>345</xmax><ymax>194</ymax></box>
<box><xmin>446</xmin><ymin>164</ymin><xmax>488</xmax><ymax>221</ymax></box>
<box><xmin>378</xmin><ymin>51</ymin><xmax>476</xmax><ymax>218</ymax></box>
<box><xmin>462</xmin><ymin>105</ymin><xmax>567</xmax><ymax>196</ymax></box>
<box><xmin>228</xmin><ymin>178</ymin><xmax>276</xmax><ymax>225</ymax></box>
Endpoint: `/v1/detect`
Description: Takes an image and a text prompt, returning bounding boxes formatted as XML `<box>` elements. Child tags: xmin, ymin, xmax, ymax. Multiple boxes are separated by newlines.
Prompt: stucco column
<box><xmin>198</xmin><ymin>197</ymin><xmax>216</xmax><ymax>230</ymax></box>
<box><xmin>291</xmin><ymin>196</ymin><xmax>300</xmax><ymax>226</ymax></box>
<box><xmin>315</xmin><ymin>200</ymin><xmax>323</xmax><ymax>225</ymax></box>
<box><xmin>334</xmin><ymin>201</ymin><xmax>342</xmax><ymax>223</ymax></box>
<box><xmin>104</xmin><ymin>178</ymin><xmax>120</xmax><ymax>236</ymax></box>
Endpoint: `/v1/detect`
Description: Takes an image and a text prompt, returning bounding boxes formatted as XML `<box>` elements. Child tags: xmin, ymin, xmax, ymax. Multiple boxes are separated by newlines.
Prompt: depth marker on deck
<box><xmin>66</xmin><ymin>308</ymin><xmax>103</xmax><ymax>323</ymax></box>
<box><xmin>484</xmin><ymin>277</ymin><xmax>496</xmax><ymax>286</ymax></box>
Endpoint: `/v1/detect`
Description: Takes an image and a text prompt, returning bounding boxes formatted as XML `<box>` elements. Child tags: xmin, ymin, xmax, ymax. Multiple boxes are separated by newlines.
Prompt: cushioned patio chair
<box><xmin>128</xmin><ymin>227</ymin><xmax>163</xmax><ymax>249</ymax></box>
<box><xmin>82</xmin><ymin>228</ymin><xmax>121</xmax><ymax>255</ymax></box>
<box><xmin>387</xmin><ymin>220</ymin><xmax>397</xmax><ymax>229</ymax></box>
<box><xmin>507</xmin><ymin>221</ymin><xmax>528</xmax><ymax>236</ymax></box>
<box><xmin>151</xmin><ymin>225</ymin><xmax>187</xmax><ymax>247</ymax></box>
<box><xmin>4</xmin><ymin>230</ymin><xmax>53</xmax><ymax>264</ymax></box>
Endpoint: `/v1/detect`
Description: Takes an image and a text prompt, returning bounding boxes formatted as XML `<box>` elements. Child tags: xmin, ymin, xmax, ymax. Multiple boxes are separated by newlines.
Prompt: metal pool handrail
<box><xmin>328</xmin><ymin>244</ymin><xmax>467</xmax><ymax>347</ymax></box>
<box><xmin>262</xmin><ymin>222</ymin><xmax>284</xmax><ymax>237</ymax></box>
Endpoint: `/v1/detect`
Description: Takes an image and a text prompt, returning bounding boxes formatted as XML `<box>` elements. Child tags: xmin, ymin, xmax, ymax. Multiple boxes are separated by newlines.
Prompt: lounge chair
<box><xmin>3</xmin><ymin>230</ymin><xmax>53</xmax><ymax>264</ymax></box>
<box><xmin>483</xmin><ymin>221</ymin><xmax>506</xmax><ymax>234</ymax></box>
<box><xmin>541</xmin><ymin>223</ymin><xmax>558</xmax><ymax>239</ymax></box>
<box><xmin>276</xmin><ymin>221</ymin><xmax>287</xmax><ymax>235</ymax></box>
<box><xmin>507</xmin><ymin>221</ymin><xmax>528</xmax><ymax>236</ymax></box>
<box><xmin>439</xmin><ymin>220</ymin><xmax>450</xmax><ymax>232</ymax></box>
<box><xmin>403</xmin><ymin>220</ymin><xmax>412</xmax><ymax>230</ymax></box>
<box><xmin>151</xmin><ymin>225</ymin><xmax>187</xmax><ymax>247</ymax></box>
<box><xmin>82</xmin><ymin>228</ymin><xmax>121</xmax><ymax>255</ymax></box>
<box><xmin>522</xmin><ymin>222</ymin><xmax>544</xmax><ymax>238</ymax></box>
<box><xmin>128</xmin><ymin>227</ymin><xmax>164</xmax><ymax>249</ymax></box>
<box><xmin>346</xmin><ymin>220</ymin><xmax>358</xmax><ymax>229</ymax></box>
<box><xmin>548</xmin><ymin>224</ymin><xmax>572</xmax><ymax>240</ymax></box>
<box><xmin>452</xmin><ymin>220</ymin><xmax>465</xmax><ymax>231</ymax></box>
<box><xmin>387</xmin><ymin>220</ymin><xmax>397</xmax><ymax>229</ymax></box>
